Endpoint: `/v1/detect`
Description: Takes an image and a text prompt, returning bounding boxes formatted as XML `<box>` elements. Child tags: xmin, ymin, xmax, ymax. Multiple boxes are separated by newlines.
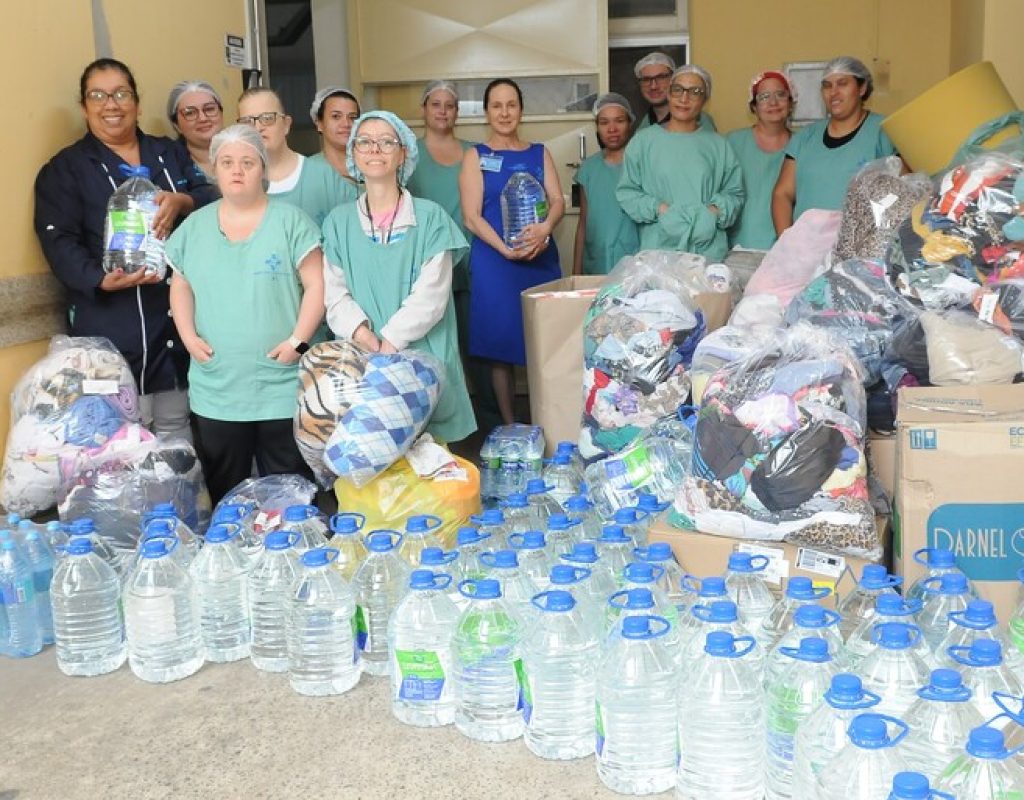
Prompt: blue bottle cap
<box><xmin>876</xmin><ymin>594</ymin><xmax>916</xmax><ymax>616</ymax></box>
<box><xmin>0</xmin><ymin>538</ymin><xmax>16</xmax><ymax>552</ymax></box>
<box><xmin>366</xmin><ymin>531</ymin><xmax>399</xmax><ymax>552</ymax></box>
<box><xmin>480</xmin><ymin>508</ymin><xmax>505</xmax><ymax>525</ymax></box>
<box><xmin>504</xmin><ymin>493</ymin><xmax>528</xmax><ymax>509</ymax></box>
<box><xmin>637</xmin><ymin>493</ymin><xmax>669</xmax><ymax>513</ymax></box>
<box><xmin>552</xmin><ymin>452</ymin><xmax>573</xmax><ymax>466</ymax></box>
<box><xmin>786</xmin><ymin>576</ymin><xmax>816</xmax><ymax>599</ymax></box>
<box><xmin>547</xmin><ymin>513</ymin><xmax>574</xmax><ymax>531</ymax></box>
<box><xmin>70</xmin><ymin>518</ymin><xmax>96</xmax><ymax>534</ymax></box>
<box><xmin>860</xmin><ymin>564</ymin><xmax>900</xmax><ymax>589</ymax></box>
<box><xmin>966</xmin><ymin>726</ymin><xmax>1010</xmax><ymax>759</ymax></box>
<box><xmin>624</xmin><ymin>562</ymin><xmax>656</xmax><ymax>583</ymax></box>
<box><xmin>828</xmin><ymin>674</ymin><xmax>864</xmax><ymax>702</ymax></box>
<box><xmin>599</xmin><ymin>525</ymin><xmax>629</xmax><ymax>543</ymax></box>
<box><xmin>18</xmin><ymin>520</ymin><xmax>35</xmax><ymax>531</ymax></box>
<box><xmin>786</xmin><ymin>637</ymin><xmax>830</xmax><ymax>662</ymax></box>
<box><xmin>794</xmin><ymin>605</ymin><xmax>827</xmax><ymax>627</ymax></box>
<box><xmin>525</xmin><ymin>478</ymin><xmax>550</xmax><ymax>495</ymax></box>
<box><xmin>923</xmin><ymin>548</ymin><xmax>956</xmax><ymax>568</ymax></box>
<box><xmin>613</xmin><ymin>508</ymin><xmax>640</xmax><ymax>525</ymax></box>
<box><xmin>642</xmin><ymin>542</ymin><xmax>673</xmax><ymax>561</ymax></box>
<box><xmin>555</xmin><ymin>441</ymin><xmax>577</xmax><ymax>455</ymax></box>
<box><xmin>704</xmin><ymin>599</ymin><xmax>738</xmax><ymax>623</ymax></box>
<box><xmin>961</xmin><ymin>599</ymin><xmax>997</xmax><ymax>627</ymax></box>
<box><xmin>490</xmin><ymin>550</ymin><xmax>518</xmax><ymax>569</ymax></box>
<box><xmin>420</xmin><ymin>547</ymin><xmax>454</xmax><ymax>566</ymax></box>
<box><xmin>619</xmin><ymin>588</ymin><xmax>655</xmax><ymax>610</ymax></box>
<box><xmin>301</xmin><ymin>547</ymin><xmax>338</xmax><ymax>568</ymax></box>
<box><xmin>6</xmin><ymin>513</ymin><xmax>20</xmax><ymax>525</ymax></box>
<box><xmin>264</xmin><ymin>531</ymin><xmax>294</xmax><ymax>551</ymax></box>
<box><xmin>143</xmin><ymin>518</ymin><xmax>175</xmax><ymax>539</ymax></box>
<box><xmin>65</xmin><ymin>537</ymin><xmax>94</xmax><ymax>556</ymax></box>
<box><xmin>890</xmin><ymin>772</ymin><xmax>933</xmax><ymax>800</ymax></box>
<box><xmin>204</xmin><ymin>523</ymin><xmax>236</xmax><ymax>544</ymax></box>
<box><xmin>140</xmin><ymin>538</ymin><xmax>171</xmax><ymax>559</ymax></box>
<box><xmin>538</xmin><ymin>590</ymin><xmax>575</xmax><ymax>612</ymax></box>
<box><xmin>704</xmin><ymin>631</ymin><xmax>736</xmax><ymax>656</ymax></box>
<box><xmin>564</xmin><ymin>495</ymin><xmax>593</xmax><ymax>513</ymax></box>
<box><xmin>456</xmin><ymin>527</ymin><xmax>489</xmax><ymax>547</ymax></box>
<box><xmin>330</xmin><ymin>513</ymin><xmax>365</xmax><ymax>535</ymax></box>
<box><xmin>969</xmin><ymin>639</ymin><xmax>1003</xmax><ymax>665</ymax></box>
<box><xmin>562</xmin><ymin>542</ymin><xmax>599</xmax><ymax>564</ymax></box>
<box><xmin>698</xmin><ymin>576</ymin><xmax>727</xmax><ymax>597</ymax></box>
<box><xmin>622</xmin><ymin>616</ymin><xmax>650</xmax><ymax>637</ymax></box>
<box><xmin>212</xmin><ymin>504</ymin><xmax>247</xmax><ymax>523</ymax></box>
<box><xmin>284</xmin><ymin>504</ymin><xmax>317</xmax><ymax>522</ymax></box>
<box><xmin>939</xmin><ymin>573</ymin><xmax>969</xmax><ymax>594</ymax></box>
<box><xmin>875</xmin><ymin>622</ymin><xmax>916</xmax><ymax>649</ymax></box>
<box><xmin>46</xmin><ymin>521</ymin><xmax>63</xmax><ymax>532</ymax></box>
<box><xmin>849</xmin><ymin>714</ymin><xmax>889</xmax><ymax>748</ymax></box>
<box><xmin>514</xmin><ymin>531</ymin><xmax>546</xmax><ymax>550</ymax></box>
<box><xmin>409</xmin><ymin>569</ymin><xmax>439</xmax><ymax>590</ymax></box>
<box><xmin>918</xmin><ymin>668</ymin><xmax>972</xmax><ymax>703</ymax></box>
<box><xmin>549</xmin><ymin>564</ymin><xmax>590</xmax><ymax>585</ymax></box>
<box><xmin>468</xmin><ymin>579</ymin><xmax>500</xmax><ymax>599</ymax></box>
<box><xmin>406</xmin><ymin>514</ymin><xmax>441</xmax><ymax>533</ymax></box>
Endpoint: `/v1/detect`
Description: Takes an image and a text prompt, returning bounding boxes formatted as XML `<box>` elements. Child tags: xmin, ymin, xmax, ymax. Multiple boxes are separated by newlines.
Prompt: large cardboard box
<box><xmin>895</xmin><ymin>385</ymin><xmax>1024</xmax><ymax>628</ymax></box>
<box><xmin>521</xmin><ymin>278</ymin><xmax>732</xmax><ymax>456</ymax></box>
<box><xmin>648</xmin><ymin>514</ymin><xmax>889</xmax><ymax>609</ymax></box>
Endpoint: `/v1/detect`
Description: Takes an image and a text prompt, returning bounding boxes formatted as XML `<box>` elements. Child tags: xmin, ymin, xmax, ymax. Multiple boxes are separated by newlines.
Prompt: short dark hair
<box><xmin>79</xmin><ymin>58</ymin><xmax>138</xmax><ymax>105</ymax></box>
<box><xmin>316</xmin><ymin>90</ymin><xmax>360</xmax><ymax>121</ymax></box>
<box><xmin>483</xmin><ymin>78</ymin><xmax>523</xmax><ymax>110</ymax></box>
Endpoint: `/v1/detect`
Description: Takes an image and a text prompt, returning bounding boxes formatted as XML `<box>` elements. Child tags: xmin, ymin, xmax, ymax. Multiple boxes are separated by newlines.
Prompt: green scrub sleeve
<box><xmin>709</xmin><ymin>150</ymin><xmax>745</xmax><ymax>230</ymax></box>
<box><xmin>616</xmin><ymin>139</ymin><xmax>660</xmax><ymax>223</ymax></box>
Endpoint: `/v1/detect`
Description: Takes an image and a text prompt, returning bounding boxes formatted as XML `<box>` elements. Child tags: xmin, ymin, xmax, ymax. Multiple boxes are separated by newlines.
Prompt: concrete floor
<box><xmin>1</xmin><ymin>650</ymin><xmax>634</xmax><ymax>800</ymax></box>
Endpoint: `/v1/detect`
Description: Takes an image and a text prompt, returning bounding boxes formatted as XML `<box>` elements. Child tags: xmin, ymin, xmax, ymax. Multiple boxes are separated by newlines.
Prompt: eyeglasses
<box><xmin>669</xmin><ymin>85</ymin><xmax>706</xmax><ymax>98</ymax></box>
<box><xmin>237</xmin><ymin>111</ymin><xmax>284</xmax><ymax>127</ymax></box>
<box><xmin>85</xmin><ymin>88</ymin><xmax>136</xmax><ymax>105</ymax></box>
<box><xmin>352</xmin><ymin>136</ymin><xmax>403</xmax><ymax>154</ymax></box>
<box><xmin>180</xmin><ymin>103</ymin><xmax>222</xmax><ymax>121</ymax></box>
<box><xmin>756</xmin><ymin>90</ymin><xmax>791</xmax><ymax>104</ymax></box>
<box><xmin>638</xmin><ymin>71</ymin><xmax>672</xmax><ymax>87</ymax></box>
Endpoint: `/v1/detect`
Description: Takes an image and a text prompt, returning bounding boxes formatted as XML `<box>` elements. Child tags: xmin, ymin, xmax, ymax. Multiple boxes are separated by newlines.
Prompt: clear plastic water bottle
<box><xmin>765</xmin><ymin>636</ymin><xmax>838</xmax><ymax>800</ymax></box>
<box><xmin>481</xmin><ymin>424</ymin><xmax>545</xmax><ymax>502</ymax></box>
<box><xmin>555</xmin><ymin>439</ymin><xmax>584</xmax><ymax>475</ymax></box>
<box><xmin>948</xmin><ymin>639</ymin><xmax>1024</xmax><ymax>722</ymax></box>
<box><xmin>611</xmin><ymin>507</ymin><xmax>650</xmax><ymax>548</ymax></box>
<box><xmin>419</xmin><ymin>547</ymin><xmax>466</xmax><ymax>611</ymax></box>
<box><xmin>452</xmin><ymin>578</ymin><xmax>525</xmax><ymax>742</ymax></box>
<box><xmin>618</xmin><ymin>562</ymin><xmax>677</xmax><ymax>623</ymax></box>
<box><xmin>596</xmin><ymin>614</ymin><xmax>678</xmax><ymax>795</ymax></box>
<box><xmin>395</xmin><ymin>513</ymin><xmax>443</xmax><ymax>566</ymax></box>
<box><xmin>502</xmin><ymin>492</ymin><xmax>536</xmax><ymax>535</ymax></box>
<box><xmin>280</xmin><ymin>504</ymin><xmax>329</xmax><ymax>554</ymax></box>
<box><xmin>544</xmin><ymin>513</ymin><xmax>582</xmax><ymax>561</ymax></box>
<box><xmin>564</xmin><ymin>494</ymin><xmax>602</xmax><ymax>542</ymax></box>
<box><xmin>889</xmin><ymin>772</ymin><xmax>955</xmax><ymax>800</ymax></box>
<box><xmin>455</xmin><ymin>527</ymin><xmax>492</xmax><ymax>581</ymax></box>
<box><xmin>388</xmin><ymin>569</ymin><xmax>460</xmax><ymax>727</ymax></box>
<box><xmin>817</xmin><ymin>713</ymin><xmax>910</xmax><ymax>799</ymax></box>
<box><xmin>906</xmin><ymin>548</ymin><xmax>976</xmax><ymax>604</ymax></box>
<box><xmin>21</xmin><ymin>529</ymin><xmax>55</xmax><ymax>645</ymax></box>
<box><xmin>520</xmin><ymin>589</ymin><xmax>599</xmax><ymax>760</ymax></box>
<box><xmin>609</xmin><ymin>570</ymin><xmax>679</xmax><ymax>633</ymax></box>
<box><xmin>211</xmin><ymin>503</ymin><xmax>262</xmax><ymax>561</ymax></box>
<box><xmin>633</xmin><ymin>542</ymin><xmax>688</xmax><ymax>614</ymax></box>
<box><xmin>759</xmin><ymin>576</ymin><xmax>832</xmax><ymax>650</ymax></box>
<box><xmin>0</xmin><ymin>536</ymin><xmax>41</xmax><ymax>657</ymax></box>
<box><xmin>288</xmin><ymin>547</ymin><xmax>360</xmax><ymax>696</ymax></box>
<box><xmin>68</xmin><ymin>518</ymin><xmax>121</xmax><ymax>576</ymax></box>
<box><xmin>44</xmin><ymin>520</ymin><xmax>69</xmax><ymax>558</ymax></box>
<box><xmin>902</xmin><ymin>668</ymin><xmax>986</xmax><ymax>782</ymax></box>
<box><xmin>145</xmin><ymin>502</ymin><xmax>200</xmax><ymax>559</ymax></box>
<box><xmin>352</xmin><ymin>531</ymin><xmax>411</xmax><ymax>677</ymax></box>
<box><xmin>686</xmin><ymin>599</ymin><xmax>764</xmax><ymax>681</ymax></box>
<box><xmin>559</xmin><ymin>542</ymin><xmax>617</xmax><ymax>607</ymax></box>
<box><xmin>525</xmin><ymin>478</ymin><xmax>562</xmax><ymax>530</ymax></box>
<box><xmin>935</xmin><ymin>599</ymin><xmax>1024</xmax><ymax>677</ymax></box>
<box><xmin>469</xmin><ymin>509</ymin><xmax>510</xmax><ymax>549</ymax></box>
<box><xmin>542</xmin><ymin>452</ymin><xmax>580</xmax><ymax>510</ymax></box>
<box><xmin>793</xmin><ymin>674</ymin><xmax>882</xmax><ymax>799</ymax></box>
<box><xmin>248</xmin><ymin>530</ymin><xmax>302</xmax><ymax>673</ymax></box>
<box><xmin>584</xmin><ymin>437</ymin><xmax>688</xmax><ymax>519</ymax></box>
<box><xmin>50</xmin><ymin>536</ymin><xmax>126</xmax><ymax>676</ymax></box>
<box><xmin>480</xmin><ymin>549</ymin><xmax>539</xmax><ymax>622</ymax></box>
<box><xmin>595</xmin><ymin>525</ymin><xmax>634</xmax><ymax>581</ymax></box>
<box><xmin>500</xmin><ymin>170</ymin><xmax>549</xmax><ymax>248</ymax></box>
<box><xmin>933</xmin><ymin>725</ymin><xmax>1024</xmax><ymax>798</ymax></box>
<box><xmin>860</xmin><ymin>622</ymin><xmax>932</xmax><ymax>718</ymax></box>
<box><xmin>678</xmin><ymin>575</ymin><xmax>729</xmax><ymax>650</ymax></box>
<box><xmin>837</xmin><ymin>564</ymin><xmax>903</xmax><ymax>641</ymax></box>
<box><xmin>124</xmin><ymin>536</ymin><xmax>204</xmax><ymax>683</ymax></box>
<box><xmin>844</xmin><ymin>595</ymin><xmax>930</xmax><ymax>672</ymax></box>
<box><xmin>123</xmin><ymin>518</ymin><xmax>194</xmax><ymax>578</ymax></box>
<box><xmin>766</xmin><ymin>605</ymin><xmax>844</xmax><ymax>686</ymax></box>
<box><xmin>508</xmin><ymin>531</ymin><xmax>551</xmax><ymax>590</ymax></box>
<box><xmin>917</xmin><ymin>573</ymin><xmax>973</xmax><ymax>653</ymax></box>
<box><xmin>188</xmin><ymin>523</ymin><xmax>251</xmax><ymax>663</ymax></box>
<box><xmin>102</xmin><ymin>165</ymin><xmax>165</xmax><ymax>274</ymax></box>
<box><xmin>548</xmin><ymin>564</ymin><xmax>601</xmax><ymax>626</ymax></box>
<box><xmin>725</xmin><ymin>552</ymin><xmax>776</xmax><ymax>636</ymax></box>
<box><xmin>328</xmin><ymin>512</ymin><xmax>367</xmax><ymax>580</ymax></box>
<box><xmin>678</xmin><ymin>630</ymin><xmax>765</xmax><ymax>800</ymax></box>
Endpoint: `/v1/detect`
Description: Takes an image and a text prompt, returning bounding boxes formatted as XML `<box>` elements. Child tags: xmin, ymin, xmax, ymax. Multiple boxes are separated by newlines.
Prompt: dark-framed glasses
<box><xmin>181</xmin><ymin>103</ymin><xmax>222</xmax><ymax>121</ymax></box>
<box><xmin>639</xmin><ymin>71</ymin><xmax>672</xmax><ymax>87</ymax></box>
<box><xmin>352</xmin><ymin>136</ymin><xmax>403</xmax><ymax>154</ymax></box>
<box><xmin>669</xmin><ymin>85</ymin><xmax>706</xmax><ymax>98</ymax></box>
<box><xmin>85</xmin><ymin>88</ymin><xmax>136</xmax><ymax>105</ymax></box>
<box><xmin>237</xmin><ymin>111</ymin><xmax>284</xmax><ymax>127</ymax></box>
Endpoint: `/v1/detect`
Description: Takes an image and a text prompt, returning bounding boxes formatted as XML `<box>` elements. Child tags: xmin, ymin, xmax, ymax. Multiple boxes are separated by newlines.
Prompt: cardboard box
<box><xmin>648</xmin><ymin>514</ymin><xmax>889</xmax><ymax>609</ymax></box>
<box><xmin>521</xmin><ymin>278</ymin><xmax>732</xmax><ymax>456</ymax></box>
<box><xmin>894</xmin><ymin>385</ymin><xmax>1024</xmax><ymax>628</ymax></box>
<box><xmin>867</xmin><ymin>432</ymin><xmax>896</xmax><ymax>501</ymax></box>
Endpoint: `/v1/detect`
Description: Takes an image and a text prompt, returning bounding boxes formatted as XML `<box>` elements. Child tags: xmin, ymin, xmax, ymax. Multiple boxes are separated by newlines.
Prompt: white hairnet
<box><xmin>634</xmin><ymin>52</ymin><xmax>676</xmax><ymax>79</ymax></box>
<box><xmin>209</xmin><ymin>123</ymin><xmax>269</xmax><ymax>189</ymax></box>
<box><xmin>309</xmin><ymin>86</ymin><xmax>360</xmax><ymax>124</ymax></box>
<box><xmin>422</xmin><ymin>79</ymin><xmax>459</xmax><ymax>105</ymax></box>
<box><xmin>167</xmin><ymin>80</ymin><xmax>222</xmax><ymax>122</ymax></box>
<box><xmin>672</xmin><ymin>64</ymin><xmax>713</xmax><ymax>100</ymax></box>
<box><xmin>593</xmin><ymin>92</ymin><xmax>635</xmax><ymax>123</ymax></box>
<box><xmin>346</xmin><ymin>110</ymin><xmax>420</xmax><ymax>185</ymax></box>
<box><xmin>823</xmin><ymin>56</ymin><xmax>874</xmax><ymax>99</ymax></box>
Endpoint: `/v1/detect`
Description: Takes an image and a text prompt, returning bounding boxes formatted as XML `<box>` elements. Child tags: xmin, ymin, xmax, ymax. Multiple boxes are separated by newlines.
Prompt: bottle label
<box><xmin>534</xmin><ymin>200</ymin><xmax>549</xmax><ymax>221</ymax></box>
<box><xmin>595</xmin><ymin>700</ymin><xmax>605</xmax><ymax>756</ymax></box>
<box><xmin>514</xmin><ymin>658</ymin><xmax>532</xmax><ymax>723</ymax></box>
<box><xmin>1010</xmin><ymin>616</ymin><xmax>1024</xmax><ymax>654</ymax></box>
<box><xmin>0</xmin><ymin>578</ymin><xmax>34</xmax><ymax>606</ymax></box>
<box><xmin>355</xmin><ymin>606</ymin><xmax>369</xmax><ymax>652</ymax></box>
<box><xmin>106</xmin><ymin>209</ymin><xmax>148</xmax><ymax>251</ymax></box>
<box><xmin>395</xmin><ymin>649</ymin><xmax>447</xmax><ymax>701</ymax></box>
<box><xmin>603</xmin><ymin>445</ymin><xmax>652</xmax><ymax>488</ymax></box>
<box><xmin>766</xmin><ymin>689</ymin><xmax>800</xmax><ymax>764</ymax></box>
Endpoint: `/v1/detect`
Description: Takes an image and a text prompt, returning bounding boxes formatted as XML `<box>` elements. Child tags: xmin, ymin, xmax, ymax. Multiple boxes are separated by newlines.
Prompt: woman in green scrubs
<box><xmin>307</xmin><ymin>85</ymin><xmax>362</xmax><ymax>193</ymax></box>
<box><xmin>237</xmin><ymin>87</ymin><xmax>355</xmax><ymax>226</ymax></box>
<box><xmin>617</xmin><ymin>65</ymin><xmax>744</xmax><ymax>262</ymax></box>
<box><xmin>573</xmin><ymin>92</ymin><xmax>640</xmax><ymax>275</ymax></box>
<box><xmin>166</xmin><ymin>124</ymin><xmax>324</xmax><ymax>502</ymax></box>
<box><xmin>726</xmin><ymin>71</ymin><xmax>794</xmax><ymax>250</ymax></box>
<box><xmin>772</xmin><ymin>56</ymin><xmax>897</xmax><ymax>232</ymax></box>
<box><xmin>322</xmin><ymin>110</ymin><xmax>476</xmax><ymax>444</ymax></box>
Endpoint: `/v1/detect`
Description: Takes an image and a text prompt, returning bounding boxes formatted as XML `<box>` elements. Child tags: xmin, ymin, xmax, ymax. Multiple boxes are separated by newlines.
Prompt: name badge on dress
<box><xmin>479</xmin><ymin>154</ymin><xmax>504</xmax><ymax>172</ymax></box>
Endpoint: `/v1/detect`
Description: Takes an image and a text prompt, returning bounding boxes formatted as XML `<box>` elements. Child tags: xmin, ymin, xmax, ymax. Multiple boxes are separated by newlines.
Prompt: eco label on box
<box><xmin>909</xmin><ymin>428</ymin><xmax>938</xmax><ymax>450</ymax></box>
<box><xmin>737</xmin><ymin>543</ymin><xmax>789</xmax><ymax>586</ymax></box>
<box><xmin>795</xmin><ymin>548</ymin><xmax>846</xmax><ymax>579</ymax></box>
<box><xmin>927</xmin><ymin>502</ymin><xmax>1024</xmax><ymax>581</ymax></box>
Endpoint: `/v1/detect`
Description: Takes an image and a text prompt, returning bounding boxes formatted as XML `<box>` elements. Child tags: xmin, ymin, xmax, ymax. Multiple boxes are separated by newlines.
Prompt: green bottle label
<box><xmin>395</xmin><ymin>649</ymin><xmax>446</xmax><ymax>701</ymax></box>
<box><xmin>595</xmin><ymin>699</ymin><xmax>605</xmax><ymax>755</ymax></box>
<box><xmin>514</xmin><ymin>658</ymin><xmax>532</xmax><ymax>723</ymax></box>
<box><xmin>355</xmin><ymin>606</ymin><xmax>369</xmax><ymax>652</ymax></box>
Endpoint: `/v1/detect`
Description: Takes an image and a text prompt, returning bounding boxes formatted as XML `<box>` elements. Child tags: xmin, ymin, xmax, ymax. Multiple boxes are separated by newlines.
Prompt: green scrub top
<box><xmin>637</xmin><ymin>109</ymin><xmax>717</xmax><ymax>132</ymax></box>
<box><xmin>321</xmin><ymin>197</ymin><xmax>476</xmax><ymax>443</ymax></box>
<box><xmin>405</xmin><ymin>138</ymin><xmax>473</xmax><ymax>291</ymax></box>
<box><xmin>616</xmin><ymin>125</ymin><xmax>744</xmax><ymax>262</ymax></box>
<box><xmin>575</xmin><ymin>152</ymin><xmax>640</xmax><ymax>274</ymax></box>
<box><xmin>271</xmin><ymin>154</ymin><xmax>358</xmax><ymax>226</ymax></box>
<box><xmin>787</xmin><ymin>111</ymin><xmax>896</xmax><ymax>219</ymax></box>
<box><xmin>726</xmin><ymin>126</ymin><xmax>788</xmax><ymax>250</ymax></box>
<box><xmin>165</xmin><ymin>200</ymin><xmax>321</xmax><ymax>422</ymax></box>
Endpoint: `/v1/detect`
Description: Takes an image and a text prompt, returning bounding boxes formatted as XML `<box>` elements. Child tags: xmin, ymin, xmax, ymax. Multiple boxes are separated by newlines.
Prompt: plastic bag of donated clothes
<box><xmin>334</xmin><ymin>435</ymin><xmax>480</xmax><ymax>549</ymax></box>
<box><xmin>293</xmin><ymin>340</ymin><xmax>444</xmax><ymax>488</ymax></box>
<box><xmin>672</xmin><ymin>323</ymin><xmax>881</xmax><ymax>560</ymax></box>
<box><xmin>918</xmin><ymin>309</ymin><xmax>1024</xmax><ymax>386</ymax></box>
<box><xmin>0</xmin><ymin>336</ymin><xmax>139</xmax><ymax>516</ymax></box>
<box><xmin>579</xmin><ymin>250</ymin><xmax>709</xmax><ymax>460</ymax></box>
<box><xmin>972</xmin><ymin>278</ymin><xmax>1024</xmax><ymax>343</ymax></box>
<box><xmin>690</xmin><ymin>324</ymin><xmax>780</xmax><ymax>405</ymax></box>
<box><xmin>213</xmin><ymin>474</ymin><xmax>317</xmax><ymax>536</ymax></box>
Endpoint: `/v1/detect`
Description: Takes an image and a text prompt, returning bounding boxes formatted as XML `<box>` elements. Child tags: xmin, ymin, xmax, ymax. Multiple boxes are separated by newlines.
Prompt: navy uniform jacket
<box><xmin>34</xmin><ymin>128</ymin><xmax>216</xmax><ymax>394</ymax></box>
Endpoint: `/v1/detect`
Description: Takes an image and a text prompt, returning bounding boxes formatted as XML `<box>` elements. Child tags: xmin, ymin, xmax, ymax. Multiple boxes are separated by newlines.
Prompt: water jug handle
<box><xmin>633</xmin><ymin>508</ymin><xmax>651</xmax><ymax>523</ymax></box>
<box><xmin>437</xmin><ymin>550</ymin><xmax>459</xmax><ymax>565</ymax></box>
<box><xmin>478</xmin><ymin>551</ymin><xmax>497</xmax><ymax>568</ymax></box>
<box><xmin>947</xmin><ymin>644</ymin><xmax>974</xmax><ymax>667</ymax></box>
<box><xmin>851</xmin><ymin>688</ymin><xmax>883</xmax><ymax>710</ymax></box>
<box><xmin>329</xmin><ymin>512</ymin><xmax>366</xmax><ymax>533</ymax></box>
<box><xmin>885</xmin><ymin>574</ymin><xmax>904</xmax><ymax>589</ymax></box>
<box><xmin>810</xmin><ymin>585</ymin><xmax>833</xmax><ymax>600</ymax></box>
<box><xmin>680</xmin><ymin>573</ymin><xmax>702</xmax><ymax>594</ymax></box>
<box><xmin>630</xmin><ymin>563</ymin><xmax>666</xmax><ymax>582</ymax></box>
<box><xmin>947</xmin><ymin>609</ymin><xmax>991</xmax><ymax>631</ymax></box>
<box><xmin>143</xmin><ymin>530</ymin><xmax>180</xmax><ymax>553</ymax></box>
<box><xmin>284</xmin><ymin>531</ymin><xmax>302</xmax><ymax>549</ymax></box>
<box><xmin>902</xmin><ymin>597</ymin><xmax>924</xmax><ymax>614</ymax></box>
<box><xmin>919</xmin><ymin>575</ymin><xmax>943</xmax><ymax>595</ymax></box>
<box><xmin>992</xmin><ymin>691</ymin><xmax>1024</xmax><ymax>724</ymax></box>
<box><xmin>417</xmin><ymin>515</ymin><xmax>443</xmax><ymax>531</ymax></box>
<box><xmin>882</xmin><ymin>715</ymin><xmax>910</xmax><ymax>747</ymax></box>
<box><xmin>457</xmin><ymin>579</ymin><xmax>480</xmax><ymax>599</ymax></box>
<box><xmin>607</xmin><ymin>589</ymin><xmax>630</xmax><ymax>610</ymax></box>
<box><xmin>730</xmin><ymin>635</ymin><xmax>757</xmax><ymax>659</ymax></box>
<box><xmin>633</xmin><ymin>546</ymin><xmax>650</xmax><ymax>561</ymax></box>
<box><xmin>469</xmin><ymin>514</ymin><xmax>488</xmax><ymax>525</ymax></box>
<box><xmin>691</xmin><ymin>603</ymin><xmax>713</xmax><ymax>622</ymax></box>
<box><xmin>821</xmin><ymin>609</ymin><xmax>842</xmax><ymax>628</ymax></box>
<box><xmin>530</xmin><ymin>590</ymin><xmax>571</xmax><ymax>613</ymax></box>
<box><xmin>431</xmin><ymin>572</ymin><xmax>453</xmax><ymax>591</ymax></box>
<box><xmin>748</xmin><ymin>555</ymin><xmax>770</xmax><ymax>573</ymax></box>
<box><xmin>913</xmin><ymin>547</ymin><xmax>935</xmax><ymax>566</ymax></box>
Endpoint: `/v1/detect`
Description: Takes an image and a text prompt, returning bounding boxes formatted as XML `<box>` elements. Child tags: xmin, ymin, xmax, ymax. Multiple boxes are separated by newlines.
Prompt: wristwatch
<box><xmin>288</xmin><ymin>335</ymin><xmax>310</xmax><ymax>354</ymax></box>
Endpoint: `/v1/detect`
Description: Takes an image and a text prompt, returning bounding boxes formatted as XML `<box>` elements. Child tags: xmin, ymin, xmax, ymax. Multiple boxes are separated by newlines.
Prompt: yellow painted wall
<box><xmin>689</xmin><ymin>0</ymin><xmax>953</xmax><ymax>134</ymax></box>
<box><xmin>950</xmin><ymin>0</ymin><xmax>985</xmax><ymax>73</ymax></box>
<box><xmin>980</xmin><ymin>1</ymin><xmax>1024</xmax><ymax>107</ymax></box>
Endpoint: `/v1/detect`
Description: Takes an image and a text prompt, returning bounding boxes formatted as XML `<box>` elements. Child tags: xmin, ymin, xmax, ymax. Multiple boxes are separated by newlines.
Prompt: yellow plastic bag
<box><xmin>334</xmin><ymin>453</ymin><xmax>480</xmax><ymax>550</ymax></box>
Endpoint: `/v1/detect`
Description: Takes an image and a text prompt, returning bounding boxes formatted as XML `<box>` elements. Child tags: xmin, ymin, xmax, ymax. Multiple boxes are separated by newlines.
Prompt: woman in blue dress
<box><xmin>459</xmin><ymin>78</ymin><xmax>564</xmax><ymax>425</ymax></box>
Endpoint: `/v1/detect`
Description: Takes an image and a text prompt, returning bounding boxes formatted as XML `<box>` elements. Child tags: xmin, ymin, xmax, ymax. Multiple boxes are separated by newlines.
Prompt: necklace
<box><xmin>365</xmin><ymin>190</ymin><xmax>401</xmax><ymax>245</ymax></box>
